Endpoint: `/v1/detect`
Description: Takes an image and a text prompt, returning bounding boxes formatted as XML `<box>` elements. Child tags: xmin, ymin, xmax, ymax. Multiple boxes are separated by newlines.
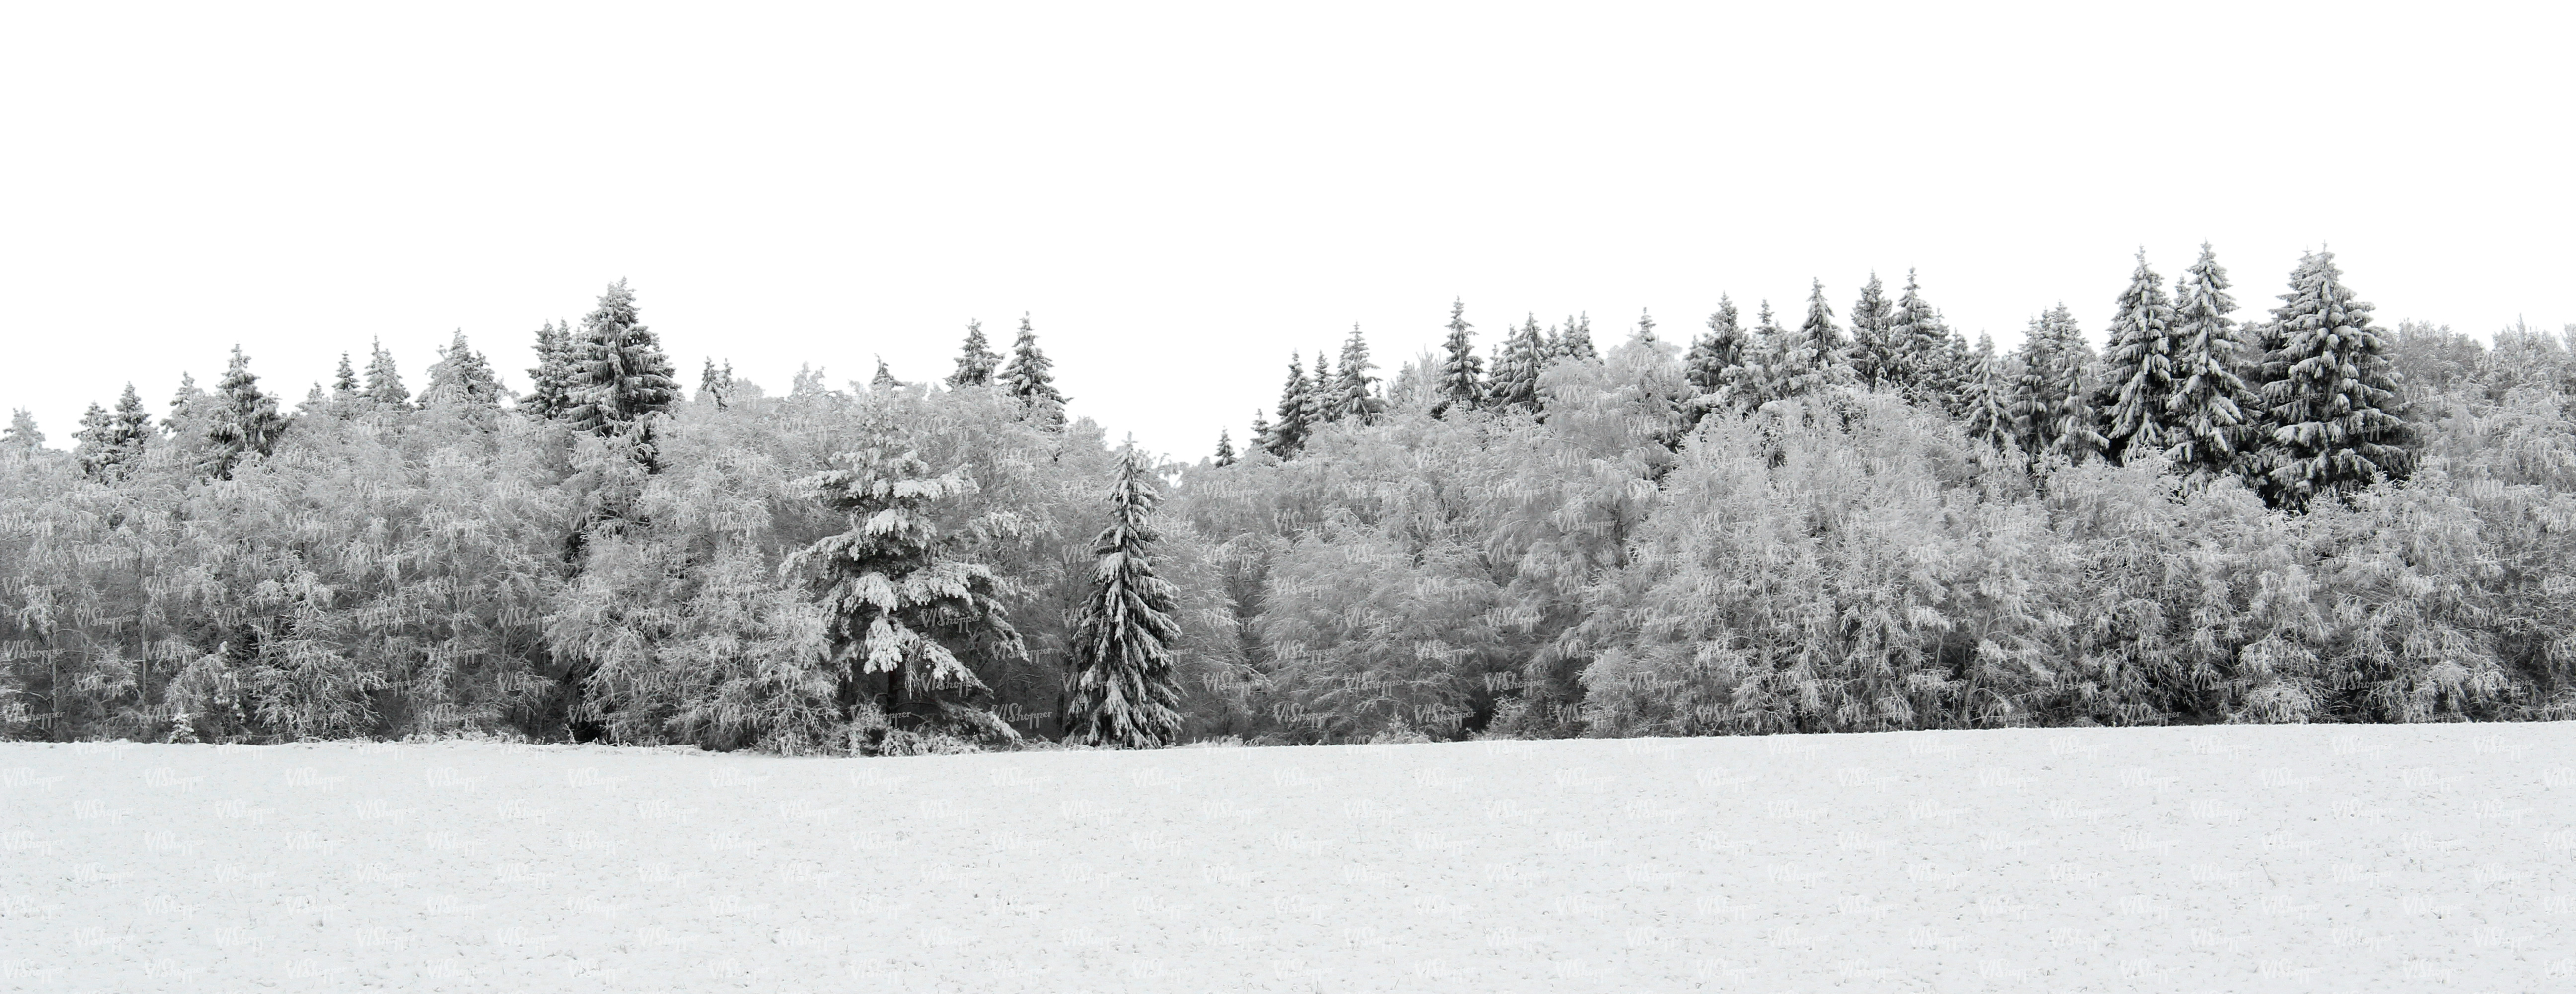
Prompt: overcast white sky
<box><xmin>3</xmin><ymin>2</ymin><xmax>2568</xmax><ymax>460</ymax></box>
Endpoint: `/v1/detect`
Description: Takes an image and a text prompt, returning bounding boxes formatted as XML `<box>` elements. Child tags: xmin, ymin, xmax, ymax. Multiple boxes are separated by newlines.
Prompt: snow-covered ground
<box><xmin>3</xmin><ymin>723</ymin><xmax>2570</xmax><ymax>992</ymax></box>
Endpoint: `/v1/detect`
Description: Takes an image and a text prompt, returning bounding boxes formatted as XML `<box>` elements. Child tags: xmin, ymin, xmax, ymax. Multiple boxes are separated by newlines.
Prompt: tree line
<box><xmin>3</xmin><ymin>248</ymin><xmax>2571</xmax><ymax>751</ymax></box>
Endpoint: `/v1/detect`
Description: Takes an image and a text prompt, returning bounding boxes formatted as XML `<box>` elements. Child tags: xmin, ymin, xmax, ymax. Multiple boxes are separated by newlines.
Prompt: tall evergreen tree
<box><xmin>1685</xmin><ymin>296</ymin><xmax>1746</xmax><ymax>394</ymax></box>
<box><xmin>1267</xmin><ymin>355</ymin><xmax>1310</xmax><ymax>456</ymax></box>
<box><xmin>871</xmin><ymin>357</ymin><xmax>902</xmax><ymax>390</ymax></box>
<box><xmin>1062</xmin><ymin>448</ymin><xmax>1188</xmax><ymax>748</ymax></box>
<box><xmin>1302</xmin><ymin>352</ymin><xmax>1335</xmax><ymax>427</ymax></box>
<box><xmin>332</xmin><ymin>353</ymin><xmax>360</xmax><ymax>395</ymax></box>
<box><xmin>1247</xmin><ymin>410</ymin><xmax>1274</xmax><ymax>457</ymax></box>
<box><xmin>1212</xmin><ymin>428</ymin><xmax>1237</xmax><ymax>467</ymax></box>
<box><xmin>104</xmin><ymin>384</ymin><xmax>150</xmax><ymax>471</ymax></box>
<box><xmin>422</xmin><ymin>331</ymin><xmax>504</xmax><ymax>410</ymax></box>
<box><xmin>363</xmin><ymin>337</ymin><xmax>411</xmax><ymax>410</ymax></box>
<box><xmin>1848</xmin><ymin>272</ymin><xmax>1899</xmax><ymax>389</ymax></box>
<box><xmin>2167</xmin><ymin>242</ymin><xmax>2255</xmax><ymax>479</ymax></box>
<box><xmin>1961</xmin><ymin>333</ymin><xmax>2012</xmax><ymax>450</ymax></box>
<box><xmin>1556</xmin><ymin>313</ymin><xmax>1598</xmax><ymax>362</ymax></box>
<box><xmin>1334</xmin><ymin>324</ymin><xmax>1383</xmax><ymax>423</ymax></box>
<box><xmin>1434</xmin><ymin>298</ymin><xmax>1485</xmax><ymax>415</ymax></box>
<box><xmin>1798</xmin><ymin>278</ymin><xmax>1846</xmax><ymax>371</ymax></box>
<box><xmin>1490</xmin><ymin>315</ymin><xmax>1547</xmax><ymax>409</ymax></box>
<box><xmin>1</xmin><ymin>409</ymin><xmax>41</xmax><ymax>452</ymax></box>
<box><xmin>2100</xmin><ymin>250</ymin><xmax>2185</xmax><ymax>464</ymax></box>
<box><xmin>71</xmin><ymin>403</ymin><xmax>114</xmax><ymax>473</ymax></box>
<box><xmin>519</xmin><ymin>320</ymin><xmax>578</xmax><ymax>419</ymax></box>
<box><xmin>1884</xmin><ymin>269</ymin><xmax>1964</xmax><ymax>408</ymax></box>
<box><xmin>563</xmin><ymin>280</ymin><xmax>681</xmax><ymax>438</ymax></box>
<box><xmin>165</xmin><ymin>372</ymin><xmax>207</xmax><ymax>435</ymax></box>
<box><xmin>999</xmin><ymin>314</ymin><xmax>1069</xmax><ymax>427</ymax></box>
<box><xmin>2005</xmin><ymin>304</ymin><xmax>2104</xmax><ymax>466</ymax></box>
<box><xmin>947</xmin><ymin>319</ymin><xmax>1001</xmax><ymax>389</ymax></box>
<box><xmin>1631</xmin><ymin>309</ymin><xmax>1657</xmax><ymax>345</ymax></box>
<box><xmin>698</xmin><ymin>357</ymin><xmax>731</xmax><ymax>409</ymax></box>
<box><xmin>789</xmin><ymin>447</ymin><xmax>1023</xmax><ymax>726</ymax></box>
<box><xmin>205</xmin><ymin>345</ymin><xmax>287</xmax><ymax>479</ymax></box>
<box><xmin>2253</xmin><ymin>249</ymin><xmax>2410</xmax><ymax>510</ymax></box>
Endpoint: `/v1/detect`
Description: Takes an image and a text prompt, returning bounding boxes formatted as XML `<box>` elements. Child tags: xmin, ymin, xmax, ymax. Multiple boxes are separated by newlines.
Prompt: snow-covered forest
<box><xmin>5</xmin><ymin>247</ymin><xmax>2572</xmax><ymax>753</ymax></box>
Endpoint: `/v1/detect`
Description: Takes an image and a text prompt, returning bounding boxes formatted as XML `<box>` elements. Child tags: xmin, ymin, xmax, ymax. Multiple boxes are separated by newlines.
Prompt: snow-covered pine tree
<box><xmin>870</xmin><ymin>357</ymin><xmax>901</xmax><ymax>391</ymax></box>
<box><xmin>2005</xmin><ymin>304</ymin><xmax>2105</xmax><ymax>466</ymax></box>
<box><xmin>363</xmin><ymin>338</ymin><xmax>411</xmax><ymax>410</ymax></box>
<box><xmin>1557</xmin><ymin>312</ymin><xmax>1598</xmax><ymax>362</ymax></box>
<box><xmin>109</xmin><ymin>384</ymin><xmax>150</xmax><ymax>460</ymax></box>
<box><xmin>1213</xmin><ymin>428</ymin><xmax>1237</xmax><ymax>467</ymax></box>
<box><xmin>1883</xmin><ymin>270</ymin><xmax>1963</xmax><ymax>410</ymax></box>
<box><xmin>1961</xmin><ymin>333</ymin><xmax>2012</xmax><ymax>450</ymax></box>
<box><xmin>1062</xmin><ymin>448</ymin><xmax>1188</xmax><ymax>748</ymax></box>
<box><xmin>71</xmin><ymin>403</ymin><xmax>114</xmax><ymax>472</ymax></box>
<box><xmin>204</xmin><ymin>345</ymin><xmax>287</xmax><ymax>479</ymax></box>
<box><xmin>332</xmin><ymin>353</ymin><xmax>360</xmax><ymax>395</ymax></box>
<box><xmin>1302</xmin><ymin>351</ymin><xmax>1335</xmax><ymax>426</ymax></box>
<box><xmin>1267</xmin><ymin>354</ymin><xmax>1310</xmax><ymax>455</ymax></box>
<box><xmin>1631</xmin><ymin>309</ymin><xmax>1657</xmax><ymax>345</ymax></box>
<box><xmin>1848</xmin><ymin>272</ymin><xmax>1898</xmax><ymax>389</ymax></box>
<box><xmin>699</xmin><ymin>358</ymin><xmax>726</xmax><ymax>407</ymax></box>
<box><xmin>1334</xmin><ymin>324</ymin><xmax>1383</xmax><ymax>422</ymax></box>
<box><xmin>947</xmin><ymin>318</ymin><xmax>1002</xmax><ymax>388</ymax></box>
<box><xmin>2167</xmin><ymin>242</ymin><xmax>2254</xmax><ymax>480</ymax></box>
<box><xmin>1434</xmin><ymin>298</ymin><xmax>1485</xmax><ymax>415</ymax></box>
<box><xmin>519</xmin><ymin>320</ymin><xmax>577</xmax><ymax>419</ymax></box>
<box><xmin>563</xmin><ymin>280</ymin><xmax>682</xmax><ymax>439</ymax></box>
<box><xmin>2101</xmin><ymin>250</ymin><xmax>2185</xmax><ymax>465</ymax></box>
<box><xmin>789</xmin><ymin>446</ymin><xmax>1022</xmax><ymax>731</ymax></box>
<box><xmin>422</xmin><ymin>331</ymin><xmax>504</xmax><ymax>410</ymax></box>
<box><xmin>1248</xmin><ymin>410</ymin><xmax>1275</xmax><ymax>457</ymax></box>
<box><xmin>1490</xmin><ymin>315</ymin><xmax>1547</xmax><ymax>409</ymax></box>
<box><xmin>999</xmin><ymin>314</ymin><xmax>1070</xmax><ymax>427</ymax></box>
<box><xmin>2253</xmin><ymin>249</ymin><xmax>2410</xmax><ymax>510</ymax></box>
<box><xmin>1798</xmin><ymin>278</ymin><xmax>1847</xmax><ymax>373</ymax></box>
<box><xmin>1</xmin><ymin>409</ymin><xmax>41</xmax><ymax>452</ymax></box>
<box><xmin>1686</xmin><ymin>296</ymin><xmax>1746</xmax><ymax>395</ymax></box>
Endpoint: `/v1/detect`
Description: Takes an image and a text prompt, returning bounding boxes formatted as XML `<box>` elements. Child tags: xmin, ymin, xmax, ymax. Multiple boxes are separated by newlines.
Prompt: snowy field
<box><xmin>3</xmin><ymin>724</ymin><xmax>2571</xmax><ymax>993</ymax></box>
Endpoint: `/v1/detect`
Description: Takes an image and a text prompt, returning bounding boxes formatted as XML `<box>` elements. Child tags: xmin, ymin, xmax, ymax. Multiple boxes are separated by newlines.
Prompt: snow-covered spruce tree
<box><xmin>1062</xmin><ymin>448</ymin><xmax>1188</xmax><ymax>748</ymax></box>
<box><xmin>1434</xmin><ymin>298</ymin><xmax>1485</xmax><ymax>415</ymax></box>
<box><xmin>1685</xmin><ymin>296</ymin><xmax>1746</xmax><ymax>395</ymax></box>
<box><xmin>2005</xmin><ymin>305</ymin><xmax>2103</xmax><ymax>466</ymax></box>
<box><xmin>1301</xmin><ymin>351</ymin><xmax>1336</xmax><ymax>427</ymax></box>
<box><xmin>947</xmin><ymin>318</ymin><xmax>1001</xmax><ymax>388</ymax></box>
<box><xmin>999</xmin><ymin>313</ymin><xmax>1070</xmax><ymax>427</ymax></box>
<box><xmin>2167</xmin><ymin>243</ymin><xmax>2255</xmax><ymax>480</ymax></box>
<box><xmin>70</xmin><ymin>403</ymin><xmax>113</xmax><ymax>473</ymax></box>
<box><xmin>2101</xmin><ymin>250</ymin><xmax>2184</xmax><ymax>465</ymax></box>
<box><xmin>2</xmin><ymin>409</ymin><xmax>41</xmax><ymax>453</ymax></box>
<box><xmin>1960</xmin><ymin>334</ymin><xmax>2012</xmax><ymax>451</ymax></box>
<box><xmin>1489</xmin><ymin>314</ymin><xmax>1547</xmax><ymax>410</ymax></box>
<box><xmin>203</xmin><ymin>346</ymin><xmax>287</xmax><ymax>480</ymax></box>
<box><xmin>1334</xmin><ymin>324</ymin><xmax>1384</xmax><ymax>422</ymax></box>
<box><xmin>870</xmin><ymin>357</ymin><xmax>901</xmax><ymax>390</ymax></box>
<box><xmin>788</xmin><ymin>446</ymin><xmax>1024</xmax><ymax>737</ymax></box>
<box><xmin>1212</xmin><ymin>429</ymin><xmax>1237</xmax><ymax>467</ymax></box>
<box><xmin>1848</xmin><ymin>272</ymin><xmax>1899</xmax><ymax>389</ymax></box>
<box><xmin>1556</xmin><ymin>312</ymin><xmax>1598</xmax><ymax>362</ymax></box>
<box><xmin>1264</xmin><ymin>354</ymin><xmax>1310</xmax><ymax>456</ymax></box>
<box><xmin>563</xmin><ymin>281</ymin><xmax>681</xmax><ymax>439</ymax></box>
<box><xmin>1885</xmin><ymin>269</ymin><xmax>1965</xmax><ymax>410</ymax></box>
<box><xmin>1631</xmin><ymin>308</ymin><xmax>1657</xmax><ymax>345</ymax></box>
<box><xmin>518</xmin><ymin>319</ymin><xmax>578</xmax><ymax>419</ymax></box>
<box><xmin>422</xmin><ymin>330</ymin><xmax>505</xmax><ymax>412</ymax></box>
<box><xmin>108</xmin><ymin>385</ymin><xmax>151</xmax><ymax>466</ymax></box>
<box><xmin>332</xmin><ymin>353</ymin><xmax>360</xmax><ymax>395</ymax></box>
<box><xmin>2253</xmin><ymin>249</ymin><xmax>2411</xmax><ymax>510</ymax></box>
<box><xmin>1247</xmin><ymin>410</ymin><xmax>1273</xmax><ymax>458</ymax></box>
<box><xmin>362</xmin><ymin>338</ymin><xmax>410</xmax><ymax>410</ymax></box>
<box><xmin>1798</xmin><ymin>278</ymin><xmax>1847</xmax><ymax>373</ymax></box>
